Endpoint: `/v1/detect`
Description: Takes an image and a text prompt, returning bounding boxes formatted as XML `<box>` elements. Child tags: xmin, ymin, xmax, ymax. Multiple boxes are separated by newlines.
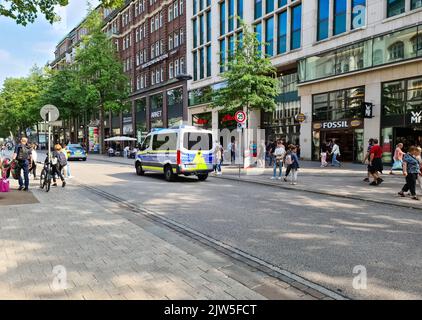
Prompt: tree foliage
<box><xmin>211</xmin><ymin>22</ymin><xmax>279</xmax><ymax>113</ymax></box>
<box><xmin>0</xmin><ymin>66</ymin><xmax>46</xmax><ymax>137</ymax></box>
<box><xmin>0</xmin><ymin>0</ymin><xmax>124</xmax><ymax>25</ymax></box>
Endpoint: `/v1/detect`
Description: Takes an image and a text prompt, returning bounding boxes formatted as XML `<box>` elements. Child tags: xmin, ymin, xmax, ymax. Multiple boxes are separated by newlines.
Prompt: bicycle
<box><xmin>39</xmin><ymin>159</ymin><xmax>53</xmax><ymax>192</ymax></box>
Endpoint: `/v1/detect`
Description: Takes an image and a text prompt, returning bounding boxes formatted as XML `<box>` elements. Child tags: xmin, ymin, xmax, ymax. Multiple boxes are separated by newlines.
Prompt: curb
<box><xmin>213</xmin><ymin>175</ymin><xmax>422</xmax><ymax>211</ymax></box>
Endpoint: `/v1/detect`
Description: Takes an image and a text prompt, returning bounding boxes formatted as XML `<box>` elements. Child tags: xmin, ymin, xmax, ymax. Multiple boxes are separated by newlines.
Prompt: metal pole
<box><xmin>48</xmin><ymin>111</ymin><xmax>51</xmax><ymax>162</ymax></box>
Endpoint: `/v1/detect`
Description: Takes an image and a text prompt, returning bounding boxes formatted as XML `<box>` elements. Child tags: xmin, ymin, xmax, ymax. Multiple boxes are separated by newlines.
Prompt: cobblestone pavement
<box><xmin>0</xmin><ymin>180</ymin><xmax>331</xmax><ymax>300</ymax></box>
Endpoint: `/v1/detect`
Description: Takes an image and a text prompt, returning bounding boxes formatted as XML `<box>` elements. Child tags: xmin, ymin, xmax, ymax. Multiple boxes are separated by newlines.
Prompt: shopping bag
<box><xmin>0</xmin><ymin>177</ymin><xmax>10</xmax><ymax>192</ymax></box>
<box><xmin>392</xmin><ymin>160</ymin><xmax>403</xmax><ymax>171</ymax></box>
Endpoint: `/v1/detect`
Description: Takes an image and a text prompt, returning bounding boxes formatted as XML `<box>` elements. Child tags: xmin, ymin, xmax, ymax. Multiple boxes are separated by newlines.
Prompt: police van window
<box><xmin>183</xmin><ymin>132</ymin><xmax>212</xmax><ymax>150</ymax></box>
<box><xmin>152</xmin><ymin>133</ymin><xmax>178</xmax><ymax>151</ymax></box>
<box><xmin>141</xmin><ymin>135</ymin><xmax>151</xmax><ymax>150</ymax></box>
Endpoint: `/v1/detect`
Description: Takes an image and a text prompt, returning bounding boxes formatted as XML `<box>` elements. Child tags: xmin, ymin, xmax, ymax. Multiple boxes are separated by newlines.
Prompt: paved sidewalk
<box><xmin>87</xmin><ymin>154</ymin><xmax>422</xmax><ymax>210</ymax></box>
<box><xmin>0</xmin><ymin>178</ymin><xmax>326</xmax><ymax>300</ymax></box>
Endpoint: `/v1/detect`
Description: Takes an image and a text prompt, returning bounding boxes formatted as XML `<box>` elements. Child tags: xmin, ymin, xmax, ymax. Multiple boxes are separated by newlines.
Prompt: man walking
<box><xmin>363</xmin><ymin>138</ymin><xmax>374</xmax><ymax>182</ymax></box>
<box><xmin>12</xmin><ymin>137</ymin><xmax>32</xmax><ymax>191</ymax></box>
<box><xmin>368</xmin><ymin>139</ymin><xmax>384</xmax><ymax>186</ymax></box>
<box><xmin>330</xmin><ymin>140</ymin><xmax>341</xmax><ymax>167</ymax></box>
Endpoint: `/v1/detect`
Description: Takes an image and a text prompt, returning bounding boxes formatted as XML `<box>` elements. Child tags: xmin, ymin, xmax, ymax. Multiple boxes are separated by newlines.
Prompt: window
<box><xmin>174</xmin><ymin>32</ymin><xmax>179</xmax><ymax>47</ymax></box>
<box><xmin>277</xmin><ymin>11</ymin><xmax>287</xmax><ymax>54</ymax></box>
<box><xmin>228</xmin><ymin>0</ymin><xmax>234</xmax><ymax>32</ymax></box>
<box><xmin>220</xmin><ymin>2</ymin><xmax>226</xmax><ymax>36</ymax></box>
<box><xmin>388</xmin><ymin>41</ymin><xmax>404</xmax><ymax>61</ymax></box>
<box><xmin>266</xmin><ymin>0</ymin><xmax>274</xmax><ymax>13</ymax></box>
<box><xmin>237</xmin><ymin>0</ymin><xmax>243</xmax><ymax>27</ymax></box>
<box><xmin>351</xmin><ymin>0</ymin><xmax>366</xmax><ymax>30</ymax></box>
<box><xmin>175</xmin><ymin>59</ymin><xmax>180</xmax><ymax>76</ymax></box>
<box><xmin>169</xmin><ymin>35</ymin><xmax>173</xmax><ymax>50</ymax></box>
<box><xmin>333</xmin><ymin>0</ymin><xmax>347</xmax><ymax>35</ymax></box>
<box><xmin>312</xmin><ymin>87</ymin><xmax>365</xmax><ymax>121</ymax></box>
<box><xmin>180</xmin><ymin>28</ymin><xmax>184</xmax><ymax>44</ymax></box>
<box><xmin>200</xmin><ymin>14</ymin><xmax>204</xmax><ymax>45</ymax></box>
<box><xmin>255</xmin><ymin>0</ymin><xmax>262</xmax><ymax>19</ymax></box>
<box><xmin>200</xmin><ymin>47</ymin><xmax>205</xmax><ymax>79</ymax></box>
<box><xmin>387</xmin><ymin>0</ymin><xmax>405</xmax><ymax>18</ymax></box>
<box><xmin>183</xmin><ymin>132</ymin><xmax>212</xmax><ymax>151</ymax></box>
<box><xmin>193</xmin><ymin>51</ymin><xmax>198</xmax><ymax>80</ymax></box>
<box><xmin>193</xmin><ymin>18</ymin><xmax>198</xmax><ymax>48</ymax></box>
<box><xmin>180</xmin><ymin>0</ymin><xmax>184</xmax><ymax>14</ymax></box>
<box><xmin>255</xmin><ymin>22</ymin><xmax>262</xmax><ymax>53</ymax></box>
<box><xmin>206</xmin><ymin>12</ymin><xmax>211</xmax><ymax>42</ymax></box>
<box><xmin>174</xmin><ymin>1</ymin><xmax>179</xmax><ymax>18</ymax></box>
<box><xmin>180</xmin><ymin>57</ymin><xmax>185</xmax><ymax>73</ymax></box>
<box><xmin>206</xmin><ymin>45</ymin><xmax>211</xmax><ymax>77</ymax></box>
<box><xmin>220</xmin><ymin>39</ymin><xmax>226</xmax><ymax>73</ymax></box>
<box><xmin>411</xmin><ymin>0</ymin><xmax>422</xmax><ymax>10</ymax></box>
<box><xmin>265</xmin><ymin>17</ymin><xmax>274</xmax><ymax>56</ymax></box>
<box><xmin>168</xmin><ymin>5</ymin><xmax>173</xmax><ymax>21</ymax></box>
<box><xmin>169</xmin><ymin>62</ymin><xmax>174</xmax><ymax>79</ymax></box>
<box><xmin>291</xmin><ymin>5</ymin><xmax>302</xmax><ymax>50</ymax></box>
<box><xmin>317</xmin><ymin>0</ymin><xmax>329</xmax><ymax>41</ymax></box>
<box><xmin>153</xmin><ymin>133</ymin><xmax>177</xmax><ymax>151</ymax></box>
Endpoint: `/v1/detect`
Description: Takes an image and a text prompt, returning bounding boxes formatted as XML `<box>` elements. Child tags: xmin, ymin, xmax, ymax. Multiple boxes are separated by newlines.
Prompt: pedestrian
<box><xmin>398</xmin><ymin>146</ymin><xmax>420</xmax><ymax>201</ymax></box>
<box><xmin>12</xmin><ymin>137</ymin><xmax>32</xmax><ymax>191</ymax></box>
<box><xmin>124</xmin><ymin>145</ymin><xmax>130</xmax><ymax>158</ymax></box>
<box><xmin>389</xmin><ymin>143</ymin><xmax>405</xmax><ymax>175</ymax></box>
<box><xmin>416</xmin><ymin>147</ymin><xmax>422</xmax><ymax>194</ymax></box>
<box><xmin>368</xmin><ymin>139</ymin><xmax>384</xmax><ymax>186</ymax></box>
<box><xmin>271</xmin><ymin>140</ymin><xmax>285</xmax><ymax>180</ymax></box>
<box><xmin>266</xmin><ymin>140</ymin><xmax>276</xmax><ymax>167</ymax></box>
<box><xmin>320</xmin><ymin>144</ymin><xmax>328</xmax><ymax>167</ymax></box>
<box><xmin>363</xmin><ymin>139</ymin><xmax>374</xmax><ymax>182</ymax></box>
<box><xmin>62</xmin><ymin>144</ymin><xmax>73</xmax><ymax>179</ymax></box>
<box><xmin>29</xmin><ymin>143</ymin><xmax>38</xmax><ymax>180</ymax></box>
<box><xmin>283</xmin><ymin>145</ymin><xmax>294</xmax><ymax>182</ymax></box>
<box><xmin>289</xmin><ymin>146</ymin><xmax>300</xmax><ymax>185</ymax></box>
<box><xmin>51</xmin><ymin>144</ymin><xmax>66</xmax><ymax>188</ymax></box>
<box><xmin>330</xmin><ymin>140</ymin><xmax>341</xmax><ymax>167</ymax></box>
<box><xmin>227</xmin><ymin>139</ymin><xmax>236</xmax><ymax>164</ymax></box>
<box><xmin>213</xmin><ymin>141</ymin><xmax>223</xmax><ymax>175</ymax></box>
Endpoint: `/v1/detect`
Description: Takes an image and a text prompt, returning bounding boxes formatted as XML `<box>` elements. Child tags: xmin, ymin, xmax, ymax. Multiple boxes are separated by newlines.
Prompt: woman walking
<box><xmin>398</xmin><ymin>146</ymin><xmax>420</xmax><ymax>201</ymax></box>
<box><xmin>390</xmin><ymin>143</ymin><xmax>405</xmax><ymax>174</ymax></box>
<box><xmin>51</xmin><ymin>144</ymin><xmax>66</xmax><ymax>188</ymax></box>
<box><xmin>29</xmin><ymin>143</ymin><xmax>38</xmax><ymax>180</ymax></box>
<box><xmin>320</xmin><ymin>144</ymin><xmax>328</xmax><ymax>167</ymax></box>
<box><xmin>213</xmin><ymin>141</ymin><xmax>223</xmax><ymax>175</ymax></box>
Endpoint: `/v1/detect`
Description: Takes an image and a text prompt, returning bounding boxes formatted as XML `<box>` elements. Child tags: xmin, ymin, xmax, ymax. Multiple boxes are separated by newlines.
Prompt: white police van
<box><xmin>135</xmin><ymin>126</ymin><xmax>214</xmax><ymax>182</ymax></box>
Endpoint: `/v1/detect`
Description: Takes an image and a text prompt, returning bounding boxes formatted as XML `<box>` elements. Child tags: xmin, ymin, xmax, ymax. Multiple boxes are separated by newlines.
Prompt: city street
<box><xmin>2</xmin><ymin>157</ymin><xmax>420</xmax><ymax>300</ymax></box>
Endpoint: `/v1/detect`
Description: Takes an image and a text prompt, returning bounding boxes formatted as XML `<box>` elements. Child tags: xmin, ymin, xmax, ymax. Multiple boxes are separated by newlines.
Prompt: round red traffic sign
<box><xmin>235</xmin><ymin>110</ymin><xmax>247</xmax><ymax>123</ymax></box>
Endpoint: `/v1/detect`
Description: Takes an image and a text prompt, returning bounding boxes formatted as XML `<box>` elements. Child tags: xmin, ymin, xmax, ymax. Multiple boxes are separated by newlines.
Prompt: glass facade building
<box><xmin>299</xmin><ymin>24</ymin><xmax>422</xmax><ymax>82</ymax></box>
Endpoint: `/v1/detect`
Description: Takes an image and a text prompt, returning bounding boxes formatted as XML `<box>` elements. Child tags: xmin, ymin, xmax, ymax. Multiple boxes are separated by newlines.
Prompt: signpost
<box><xmin>235</xmin><ymin>110</ymin><xmax>248</xmax><ymax>175</ymax></box>
<box><xmin>40</xmin><ymin>104</ymin><xmax>60</xmax><ymax>162</ymax></box>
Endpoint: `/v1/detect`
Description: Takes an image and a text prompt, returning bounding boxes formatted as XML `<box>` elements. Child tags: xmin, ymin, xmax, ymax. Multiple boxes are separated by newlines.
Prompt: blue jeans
<box><xmin>273</xmin><ymin>161</ymin><xmax>283</xmax><ymax>177</ymax></box>
<box><xmin>18</xmin><ymin>159</ymin><xmax>30</xmax><ymax>189</ymax></box>
<box><xmin>268</xmin><ymin>154</ymin><xmax>274</xmax><ymax>166</ymax></box>
<box><xmin>331</xmin><ymin>153</ymin><xmax>341</xmax><ymax>167</ymax></box>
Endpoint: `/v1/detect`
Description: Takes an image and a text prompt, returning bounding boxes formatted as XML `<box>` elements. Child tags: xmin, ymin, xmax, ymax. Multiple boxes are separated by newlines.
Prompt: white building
<box><xmin>186</xmin><ymin>0</ymin><xmax>422</xmax><ymax>162</ymax></box>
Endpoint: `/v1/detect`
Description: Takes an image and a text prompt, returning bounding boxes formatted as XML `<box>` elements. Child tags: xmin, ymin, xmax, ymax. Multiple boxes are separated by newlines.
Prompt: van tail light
<box><xmin>177</xmin><ymin>150</ymin><xmax>181</xmax><ymax>165</ymax></box>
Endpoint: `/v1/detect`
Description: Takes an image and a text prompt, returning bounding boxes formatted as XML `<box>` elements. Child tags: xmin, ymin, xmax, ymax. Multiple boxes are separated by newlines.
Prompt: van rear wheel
<box><xmin>197</xmin><ymin>174</ymin><xmax>208</xmax><ymax>181</ymax></box>
<box><xmin>164</xmin><ymin>165</ymin><xmax>176</xmax><ymax>182</ymax></box>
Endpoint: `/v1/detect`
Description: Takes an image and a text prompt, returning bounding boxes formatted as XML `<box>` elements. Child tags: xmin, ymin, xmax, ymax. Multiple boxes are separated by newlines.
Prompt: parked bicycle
<box><xmin>39</xmin><ymin>158</ymin><xmax>53</xmax><ymax>192</ymax></box>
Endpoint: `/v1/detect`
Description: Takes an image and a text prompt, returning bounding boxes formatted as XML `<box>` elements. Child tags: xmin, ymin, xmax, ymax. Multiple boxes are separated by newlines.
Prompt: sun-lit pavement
<box><xmin>72</xmin><ymin>156</ymin><xmax>422</xmax><ymax>299</ymax></box>
<box><xmin>0</xmin><ymin>179</ymin><xmax>325</xmax><ymax>300</ymax></box>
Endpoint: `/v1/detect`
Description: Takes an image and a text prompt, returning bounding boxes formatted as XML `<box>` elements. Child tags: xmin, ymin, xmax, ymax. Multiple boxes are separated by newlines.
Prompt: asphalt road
<box><xmin>68</xmin><ymin>158</ymin><xmax>422</xmax><ymax>299</ymax></box>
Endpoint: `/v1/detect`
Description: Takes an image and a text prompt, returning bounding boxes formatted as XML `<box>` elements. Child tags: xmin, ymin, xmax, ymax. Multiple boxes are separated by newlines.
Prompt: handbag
<box><xmin>392</xmin><ymin>160</ymin><xmax>403</xmax><ymax>171</ymax></box>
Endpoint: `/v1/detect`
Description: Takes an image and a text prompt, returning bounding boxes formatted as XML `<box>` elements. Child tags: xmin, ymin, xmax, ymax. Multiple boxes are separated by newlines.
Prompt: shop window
<box><xmin>411</xmin><ymin>0</ymin><xmax>422</xmax><ymax>10</ymax></box>
<box><xmin>167</xmin><ymin>88</ymin><xmax>184</xmax><ymax>127</ymax></box>
<box><xmin>382</xmin><ymin>80</ymin><xmax>406</xmax><ymax>115</ymax></box>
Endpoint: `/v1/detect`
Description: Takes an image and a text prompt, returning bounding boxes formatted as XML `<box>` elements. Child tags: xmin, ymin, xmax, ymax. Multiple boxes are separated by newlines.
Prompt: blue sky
<box><xmin>0</xmin><ymin>0</ymin><xmax>98</xmax><ymax>88</ymax></box>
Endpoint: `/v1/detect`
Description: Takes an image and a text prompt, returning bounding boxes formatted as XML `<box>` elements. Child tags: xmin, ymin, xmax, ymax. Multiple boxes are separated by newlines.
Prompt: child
<box><xmin>320</xmin><ymin>145</ymin><xmax>328</xmax><ymax>168</ymax></box>
<box><xmin>290</xmin><ymin>146</ymin><xmax>300</xmax><ymax>185</ymax></box>
<box><xmin>398</xmin><ymin>146</ymin><xmax>420</xmax><ymax>201</ymax></box>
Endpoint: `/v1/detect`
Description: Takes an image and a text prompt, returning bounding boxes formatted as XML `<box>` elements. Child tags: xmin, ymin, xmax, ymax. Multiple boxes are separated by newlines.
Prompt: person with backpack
<box><xmin>12</xmin><ymin>137</ymin><xmax>32</xmax><ymax>191</ymax></box>
<box><xmin>271</xmin><ymin>140</ymin><xmax>285</xmax><ymax>180</ymax></box>
<box><xmin>283</xmin><ymin>145</ymin><xmax>294</xmax><ymax>182</ymax></box>
<box><xmin>51</xmin><ymin>144</ymin><xmax>66</xmax><ymax>188</ymax></box>
<box><xmin>289</xmin><ymin>146</ymin><xmax>300</xmax><ymax>185</ymax></box>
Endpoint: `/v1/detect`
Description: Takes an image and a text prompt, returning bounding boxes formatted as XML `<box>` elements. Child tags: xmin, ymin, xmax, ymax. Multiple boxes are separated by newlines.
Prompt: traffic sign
<box><xmin>235</xmin><ymin>110</ymin><xmax>246</xmax><ymax>123</ymax></box>
<box><xmin>40</xmin><ymin>104</ymin><xmax>60</xmax><ymax>122</ymax></box>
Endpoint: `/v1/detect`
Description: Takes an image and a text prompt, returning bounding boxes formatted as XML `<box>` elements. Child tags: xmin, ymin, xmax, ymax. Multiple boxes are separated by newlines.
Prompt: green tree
<box><xmin>0</xmin><ymin>0</ymin><xmax>124</xmax><ymax>25</ymax></box>
<box><xmin>211</xmin><ymin>23</ymin><xmax>279</xmax><ymax>114</ymax></box>
<box><xmin>0</xmin><ymin>66</ymin><xmax>46</xmax><ymax>138</ymax></box>
<box><xmin>75</xmin><ymin>9</ymin><xmax>129</xmax><ymax>153</ymax></box>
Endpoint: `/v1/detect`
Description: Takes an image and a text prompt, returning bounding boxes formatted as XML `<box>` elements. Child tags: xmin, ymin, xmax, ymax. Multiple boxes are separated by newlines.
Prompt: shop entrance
<box><xmin>318</xmin><ymin>129</ymin><xmax>364</xmax><ymax>162</ymax></box>
<box><xmin>395</xmin><ymin>127</ymin><xmax>422</xmax><ymax>151</ymax></box>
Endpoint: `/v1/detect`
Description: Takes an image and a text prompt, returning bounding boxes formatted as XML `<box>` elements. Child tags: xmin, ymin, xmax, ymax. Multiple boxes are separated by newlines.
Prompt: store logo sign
<box><xmin>322</xmin><ymin>121</ymin><xmax>348</xmax><ymax>129</ymax></box>
<box><xmin>410</xmin><ymin>111</ymin><xmax>422</xmax><ymax>124</ymax></box>
<box><xmin>151</xmin><ymin>110</ymin><xmax>162</xmax><ymax>119</ymax></box>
